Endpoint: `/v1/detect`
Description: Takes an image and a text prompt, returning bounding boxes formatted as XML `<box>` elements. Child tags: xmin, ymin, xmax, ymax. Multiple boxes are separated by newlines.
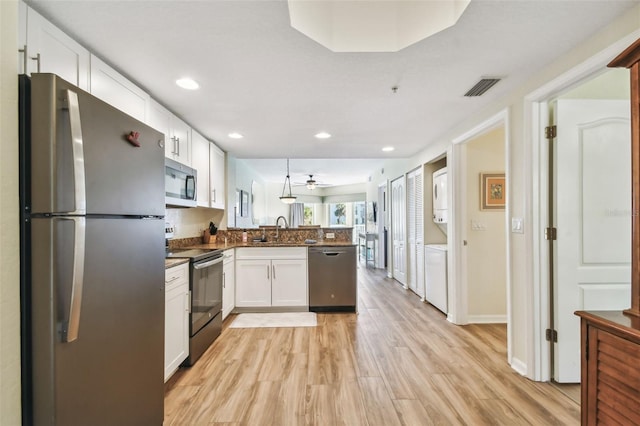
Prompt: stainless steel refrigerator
<box><xmin>19</xmin><ymin>74</ymin><xmax>165</xmax><ymax>425</ymax></box>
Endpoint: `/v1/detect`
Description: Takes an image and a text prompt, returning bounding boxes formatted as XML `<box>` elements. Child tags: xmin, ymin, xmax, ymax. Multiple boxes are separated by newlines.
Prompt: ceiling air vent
<box><xmin>464</xmin><ymin>78</ymin><xmax>501</xmax><ymax>97</ymax></box>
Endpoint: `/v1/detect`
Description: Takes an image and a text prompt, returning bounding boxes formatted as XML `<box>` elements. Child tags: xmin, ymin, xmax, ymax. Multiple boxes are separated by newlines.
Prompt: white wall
<box><xmin>465</xmin><ymin>127</ymin><xmax>507</xmax><ymax>321</ymax></box>
<box><xmin>1</xmin><ymin>1</ymin><xmax>21</xmax><ymax>423</ymax></box>
<box><xmin>561</xmin><ymin>68</ymin><xmax>629</xmax><ymax>100</ymax></box>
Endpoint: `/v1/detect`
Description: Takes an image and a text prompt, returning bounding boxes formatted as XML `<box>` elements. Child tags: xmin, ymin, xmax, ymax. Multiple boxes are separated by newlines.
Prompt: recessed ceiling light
<box><xmin>382</xmin><ymin>146</ymin><xmax>395</xmax><ymax>152</ymax></box>
<box><xmin>315</xmin><ymin>132</ymin><xmax>331</xmax><ymax>139</ymax></box>
<box><xmin>176</xmin><ymin>78</ymin><xmax>199</xmax><ymax>90</ymax></box>
<box><xmin>228</xmin><ymin>132</ymin><xmax>244</xmax><ymax>139</ymax></box>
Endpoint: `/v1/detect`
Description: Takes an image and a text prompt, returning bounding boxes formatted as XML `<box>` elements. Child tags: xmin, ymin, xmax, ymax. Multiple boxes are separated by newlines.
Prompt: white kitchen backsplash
<box><xmin>165</xmin><ymin>208</ymin><xmax>224</xmax><ymax>239</ymax></box>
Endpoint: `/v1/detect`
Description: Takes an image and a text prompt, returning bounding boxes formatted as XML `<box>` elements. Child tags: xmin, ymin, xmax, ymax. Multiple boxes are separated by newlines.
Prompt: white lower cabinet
<box><xmin>222</xmin><ymin>249</ymin><xmax>235</xmax><ymax>319</ymax></box>
<box><xmin>271</xmin><ymin>259</ymin><xmax>308</xmax><ymax>306</ymax></box>
<box><xmin>235</xmin><ymin>248</ymin><xmax>308</xmax><ymax>308</ymax></box>
<box><xmin>164</xmin><ymin>263</ymin><xmax>189</xmax><ymax>382</ymax></box>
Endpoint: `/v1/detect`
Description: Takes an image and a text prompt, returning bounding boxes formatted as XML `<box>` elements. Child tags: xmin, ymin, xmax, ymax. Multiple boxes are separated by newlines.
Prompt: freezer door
<box><xmin>30</xmin><ymin>217</ymin><xmax>164</xmax><ymax>425</ymax></box>
<box><xmin>30</xmin><ymin>73</ymin><xmax>165</xmax><ymax>216</ymax></box>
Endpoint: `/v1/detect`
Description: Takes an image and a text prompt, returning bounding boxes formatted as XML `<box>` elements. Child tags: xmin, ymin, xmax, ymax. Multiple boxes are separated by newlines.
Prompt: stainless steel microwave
<box><xmin>165</xmin><ymin>157</ymin><xmax>197</xmax><ymax>207</ymax></box>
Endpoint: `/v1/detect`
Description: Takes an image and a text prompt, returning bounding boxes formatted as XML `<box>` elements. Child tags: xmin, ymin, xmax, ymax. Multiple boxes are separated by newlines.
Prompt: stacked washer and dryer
<box><xmin>425</xmin><ymin>168</ymin><xmax>449</xmax><ymax>314</ymax></box>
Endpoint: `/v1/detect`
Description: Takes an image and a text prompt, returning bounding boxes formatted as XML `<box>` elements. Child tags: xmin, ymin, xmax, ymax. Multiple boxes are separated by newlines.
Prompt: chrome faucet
<box><xmin>275</xmin><ymin>216</ymin><xmax>289</xmax><ymax>241</ymax></box>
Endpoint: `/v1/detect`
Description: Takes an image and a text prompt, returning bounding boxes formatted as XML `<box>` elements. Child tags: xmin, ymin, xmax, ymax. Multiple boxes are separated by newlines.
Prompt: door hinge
<box><xmin>545</xmin><ymin>227</ymin><xmax>557</xmax><ymax>241</ymax></box>
<box><xmin>546</xmin><ymin>328</ymin><xmax>558</xmax><ymax>342</ymax></box>
<box><xmin>545</xmin><ymin>125</ymin><xmax>557</xmax><ymax>139</ymax></box>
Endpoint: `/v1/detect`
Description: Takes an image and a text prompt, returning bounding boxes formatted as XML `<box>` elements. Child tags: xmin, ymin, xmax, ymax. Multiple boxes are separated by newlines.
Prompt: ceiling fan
<box><xmin>292</xmin><ymin>174</ymin><xmax>330</xmax><ymax>190</ymax></box>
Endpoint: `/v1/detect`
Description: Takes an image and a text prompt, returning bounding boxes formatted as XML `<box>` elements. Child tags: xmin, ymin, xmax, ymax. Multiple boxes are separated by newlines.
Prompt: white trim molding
<box><xmin>467</xmin><ymin>315</ymin><xmax>508</xmax><ymax>324</ymax></box>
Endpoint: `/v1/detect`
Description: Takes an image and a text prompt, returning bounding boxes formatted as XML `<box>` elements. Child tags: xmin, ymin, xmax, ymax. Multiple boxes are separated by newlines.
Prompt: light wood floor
<box><xmin>164</xmin><ymin>265</ymin><xmax>580</xmax><ymax>425</ymax></box>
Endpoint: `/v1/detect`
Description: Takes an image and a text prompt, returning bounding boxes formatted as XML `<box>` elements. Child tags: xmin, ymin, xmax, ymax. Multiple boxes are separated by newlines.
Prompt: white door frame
<box><xmin>450</xmin><ymin>109</ymin><xmax>512</xmax><ymax>364</ymax></box>
<box><xmin>526</xmin><ymin>30</ymin><xmax>640</xmax><ymax>381</ymax></box>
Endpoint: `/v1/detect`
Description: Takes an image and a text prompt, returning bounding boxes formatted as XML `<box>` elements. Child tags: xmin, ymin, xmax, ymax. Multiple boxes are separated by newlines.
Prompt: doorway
<box><xmin>450</xmin><ymin>109</ymin><xmax>512</xmax><ymax>361</ymax></box>
<box><xmin>548</xmin><ymin>70</ymin><xmax>631</xmax><ymax>383</ymax></box>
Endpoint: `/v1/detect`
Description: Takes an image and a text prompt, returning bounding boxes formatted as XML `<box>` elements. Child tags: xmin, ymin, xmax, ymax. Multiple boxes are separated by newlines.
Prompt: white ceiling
<box><xmin>27</xmin><ymin>0</ymin><xmax>639</xmax><ymax>185</ymax></box>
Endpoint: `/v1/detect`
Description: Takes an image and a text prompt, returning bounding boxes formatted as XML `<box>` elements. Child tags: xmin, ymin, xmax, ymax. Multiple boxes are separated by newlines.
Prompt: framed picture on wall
<box><xmin>241</xmin><ymin>190</ymin><xmax>249</xmax><ymax>217</ymax></box>
<box><xmin>480</xmin><ymin>172</ymin><xmax>506</xmax><ymax>210</ymax></box>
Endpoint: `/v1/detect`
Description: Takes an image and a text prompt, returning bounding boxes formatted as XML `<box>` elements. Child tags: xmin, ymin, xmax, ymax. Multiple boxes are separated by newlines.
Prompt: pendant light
<box><xmin>279</xmin><ymin>159</ymin><xmax>297</xmax><ymax>204</ymax></box>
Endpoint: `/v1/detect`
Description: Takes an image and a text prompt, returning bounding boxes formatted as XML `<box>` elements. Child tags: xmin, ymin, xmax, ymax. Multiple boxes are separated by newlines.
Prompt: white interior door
<box><xmin>407</xmin><ymin>173</ymin><xmax>417</xmax><ymax>293</ymax></box>
<box><xmin>415</xmin><ymin>169</ymin><xmax>424</xmax><ymax>299</ymax></box>
<box><xmin>407</xmin><ymin>168</ymin><xmax>425</xmax><ymax>298</ymax></box>
<box><xmin>391</xmin><ymin>176</ymin><xmax>407</xmax><ymax>285</ymax></box>
<box><xmin>554</xmin><ymin>99</ymin><xmax>631</xmax><ymax>382</ymax></box>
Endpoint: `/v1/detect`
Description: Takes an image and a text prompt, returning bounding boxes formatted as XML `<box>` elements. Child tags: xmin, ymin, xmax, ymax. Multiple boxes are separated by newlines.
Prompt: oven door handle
<box><xmin>193</xmin><ymin>256</ymin><xmax>224</xmax><ymax>269</ymax></box>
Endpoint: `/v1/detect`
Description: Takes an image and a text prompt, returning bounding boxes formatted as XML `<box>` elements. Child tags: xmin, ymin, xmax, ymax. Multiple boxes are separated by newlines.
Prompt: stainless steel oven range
<box><xmin>166</xmin><ymin>248</ymin><xmax>223</xmax><ymax>366</ymax></box>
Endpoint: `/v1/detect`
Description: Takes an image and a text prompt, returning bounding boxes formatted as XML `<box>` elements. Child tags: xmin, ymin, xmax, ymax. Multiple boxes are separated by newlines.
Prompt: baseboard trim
<box><xmin>510</xmin><ymin>356</ymin><xmax>528</xmax><ymax>377</ymax></box>
<box><xmin>467</xmin><ymin>314</ymin><xmax>507</xmax><ymax>324</ymax></box>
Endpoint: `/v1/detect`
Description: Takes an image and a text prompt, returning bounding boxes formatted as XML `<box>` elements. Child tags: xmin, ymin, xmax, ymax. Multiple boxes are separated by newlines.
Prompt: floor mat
<box><xmin>229</xmin><ymin>312</ymin><xmax>317</xmax><ymax>328</ymax></box>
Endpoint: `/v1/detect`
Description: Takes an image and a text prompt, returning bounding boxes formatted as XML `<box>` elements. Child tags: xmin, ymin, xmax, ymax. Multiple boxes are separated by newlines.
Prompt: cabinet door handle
<box><xmin>18</xmin><ymin>45</ymin><xmax>27</xmax><ymax>74</ymax></box>
<box><xmin>272</xmin><ymin>265</ymin><xmax>276</xmax><ymax>280</ymax></box>
<box><xmin>223</xmin><ymin>271</ymin><xmax>226</xmax><ymax>288</ymax></box>
<box><xmin>212</xmin><ymin>188</ymin><xmax>216</xmax><ymax>203</ymax></box>
<box><xmin>176</xmin><ymin>137</ymin><xmax>180</xmax><ymax>156</ymax></box>
<box><xmin>31</xmin><ymin>53</ymin><xmax>41</xmax><ymax>73</ymax></box>
<box><xmin>267</xmin><ymin>264</ymin><xmax>270</xmax><ymax>280</ymax></box>
<box><xmin>165</xmin><ymin>275</ymin><xmax>179</xmax><ymax>284</ymax></box>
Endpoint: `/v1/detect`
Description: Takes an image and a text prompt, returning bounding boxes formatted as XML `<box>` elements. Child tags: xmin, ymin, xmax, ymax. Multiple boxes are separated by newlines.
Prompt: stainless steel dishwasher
<box><xmin>308</xmin><ymin>246</ymin><xmax>357</xmax><ymax>312</ymax></box>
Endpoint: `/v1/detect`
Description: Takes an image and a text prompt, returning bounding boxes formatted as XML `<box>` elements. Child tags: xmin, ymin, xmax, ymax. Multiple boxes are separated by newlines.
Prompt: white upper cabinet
<box><xmin>148</xmin><ymin>99</ymin><xmax>192</xmax><ymax>166</ymax></box>
<box><xmin>209</xmin><ymin>144</ymin><xmax>225</xmax><ymax>210</ymax></box>
<box><xmin>89</xmin><ymin>55</ymin><xmax>149</xmax><ymax>123</ymax></box>
<box><xmin>20</xmin><ymin>5</ymin><xmax>90</xmax><ymax>90</ymax></box>
<box><xmin>191</xmin><ymin>130</ymin><xmax>211</xmax><ymax>207</ymax></box>
<box><xmin>169</xmin><ymin>116</ymin><xmax>192</xmax><ymax>166</ymax></box>
<box><xmin>148</xmin><ymin>99</ymin><xmax>172</xmax><ymax>147</ymax></box>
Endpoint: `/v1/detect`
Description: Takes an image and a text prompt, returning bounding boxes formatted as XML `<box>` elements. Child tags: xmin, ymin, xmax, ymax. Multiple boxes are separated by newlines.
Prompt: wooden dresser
<box><xmin>575</xmin><ymin>37</ymin><xmax>640</xmax><ymax>425</ymax></box>
<box><xmin>576</xmin><ymin>311</ymin><xmax>640</xmax><ymax>424</ymax></box>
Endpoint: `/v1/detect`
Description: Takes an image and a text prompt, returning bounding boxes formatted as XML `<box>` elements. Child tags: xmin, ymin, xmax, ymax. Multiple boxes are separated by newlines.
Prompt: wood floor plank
<box><xmin>305</xmin><ymin>384</ymin><xmax>338</xmax><ymax>425</ymax></box>
<box><xmin>333</xmin><ymin>378</ymin><xmax>370</xmax><ymax>426</ymax></box>
<box><xmin>275</xmin><ymin>353</ymin><xmax>308</xmax><ymax>425</ymax></box>
<box><xmin>164</xmin><ymin>265</ymin><xmax>580</xmax><ymax>426</ymax></box>
<box><xmin>393</xmin><ymin>399</ymin><xmax>435</xmax><ymax>426</ymax></box>
<box><xmin>358</xmin><ymin>376</ymin><xmax>403</xmax><ymax>426</ymax></box>
<box><xmin>239</xmin><ymin>380</ymin><xmax>282</xmax><ymax>425</ymax></box>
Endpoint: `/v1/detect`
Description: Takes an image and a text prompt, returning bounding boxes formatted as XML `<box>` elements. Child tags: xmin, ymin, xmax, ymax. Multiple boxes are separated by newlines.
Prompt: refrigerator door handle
<box><xmin>61</xmin><ymin>216</ymin><xmax>86</xmax><ymax>343</ymax></box>
<box><xmin>64</xmin><ymin>89</ymin><xmax>87</xmax><ymax>215</ymax></box>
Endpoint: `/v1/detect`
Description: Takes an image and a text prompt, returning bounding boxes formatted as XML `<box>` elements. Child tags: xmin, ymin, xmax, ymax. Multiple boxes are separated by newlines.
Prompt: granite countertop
<box><xmin>165</xmin><ymin>258</ymin><xmax>189</xmax><ymax>269</ymax></box>
<box><xmin>165</xmin><ymin>241</ymin><xmax>356</xmax><ymax>269</ymax></box>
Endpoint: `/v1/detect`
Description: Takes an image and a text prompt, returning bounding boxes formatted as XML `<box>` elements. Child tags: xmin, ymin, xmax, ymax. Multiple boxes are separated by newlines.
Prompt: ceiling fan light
<box><xmin>306</xmin><ymin>182</ymin><xmax>316</xmax><ymax>190</ymax></box>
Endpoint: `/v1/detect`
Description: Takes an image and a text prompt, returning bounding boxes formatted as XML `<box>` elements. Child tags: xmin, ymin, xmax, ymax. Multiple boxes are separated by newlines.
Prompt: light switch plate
<box><xmin>471</xmin><ymin>220</ymin><xmax>486</xmax><ymax>231</ymax></box>
<box><xmin>511</xmin><ymin>217</ymin><xmax>524</xmax><ymax>234</ymax></box>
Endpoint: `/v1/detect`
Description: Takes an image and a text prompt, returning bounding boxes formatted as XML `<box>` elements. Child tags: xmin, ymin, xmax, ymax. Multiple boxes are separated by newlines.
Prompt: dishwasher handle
<box><xmin>323</xmin><ymin>251</ymin><xmax>345</xmax><ymax>256</ymax></box>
